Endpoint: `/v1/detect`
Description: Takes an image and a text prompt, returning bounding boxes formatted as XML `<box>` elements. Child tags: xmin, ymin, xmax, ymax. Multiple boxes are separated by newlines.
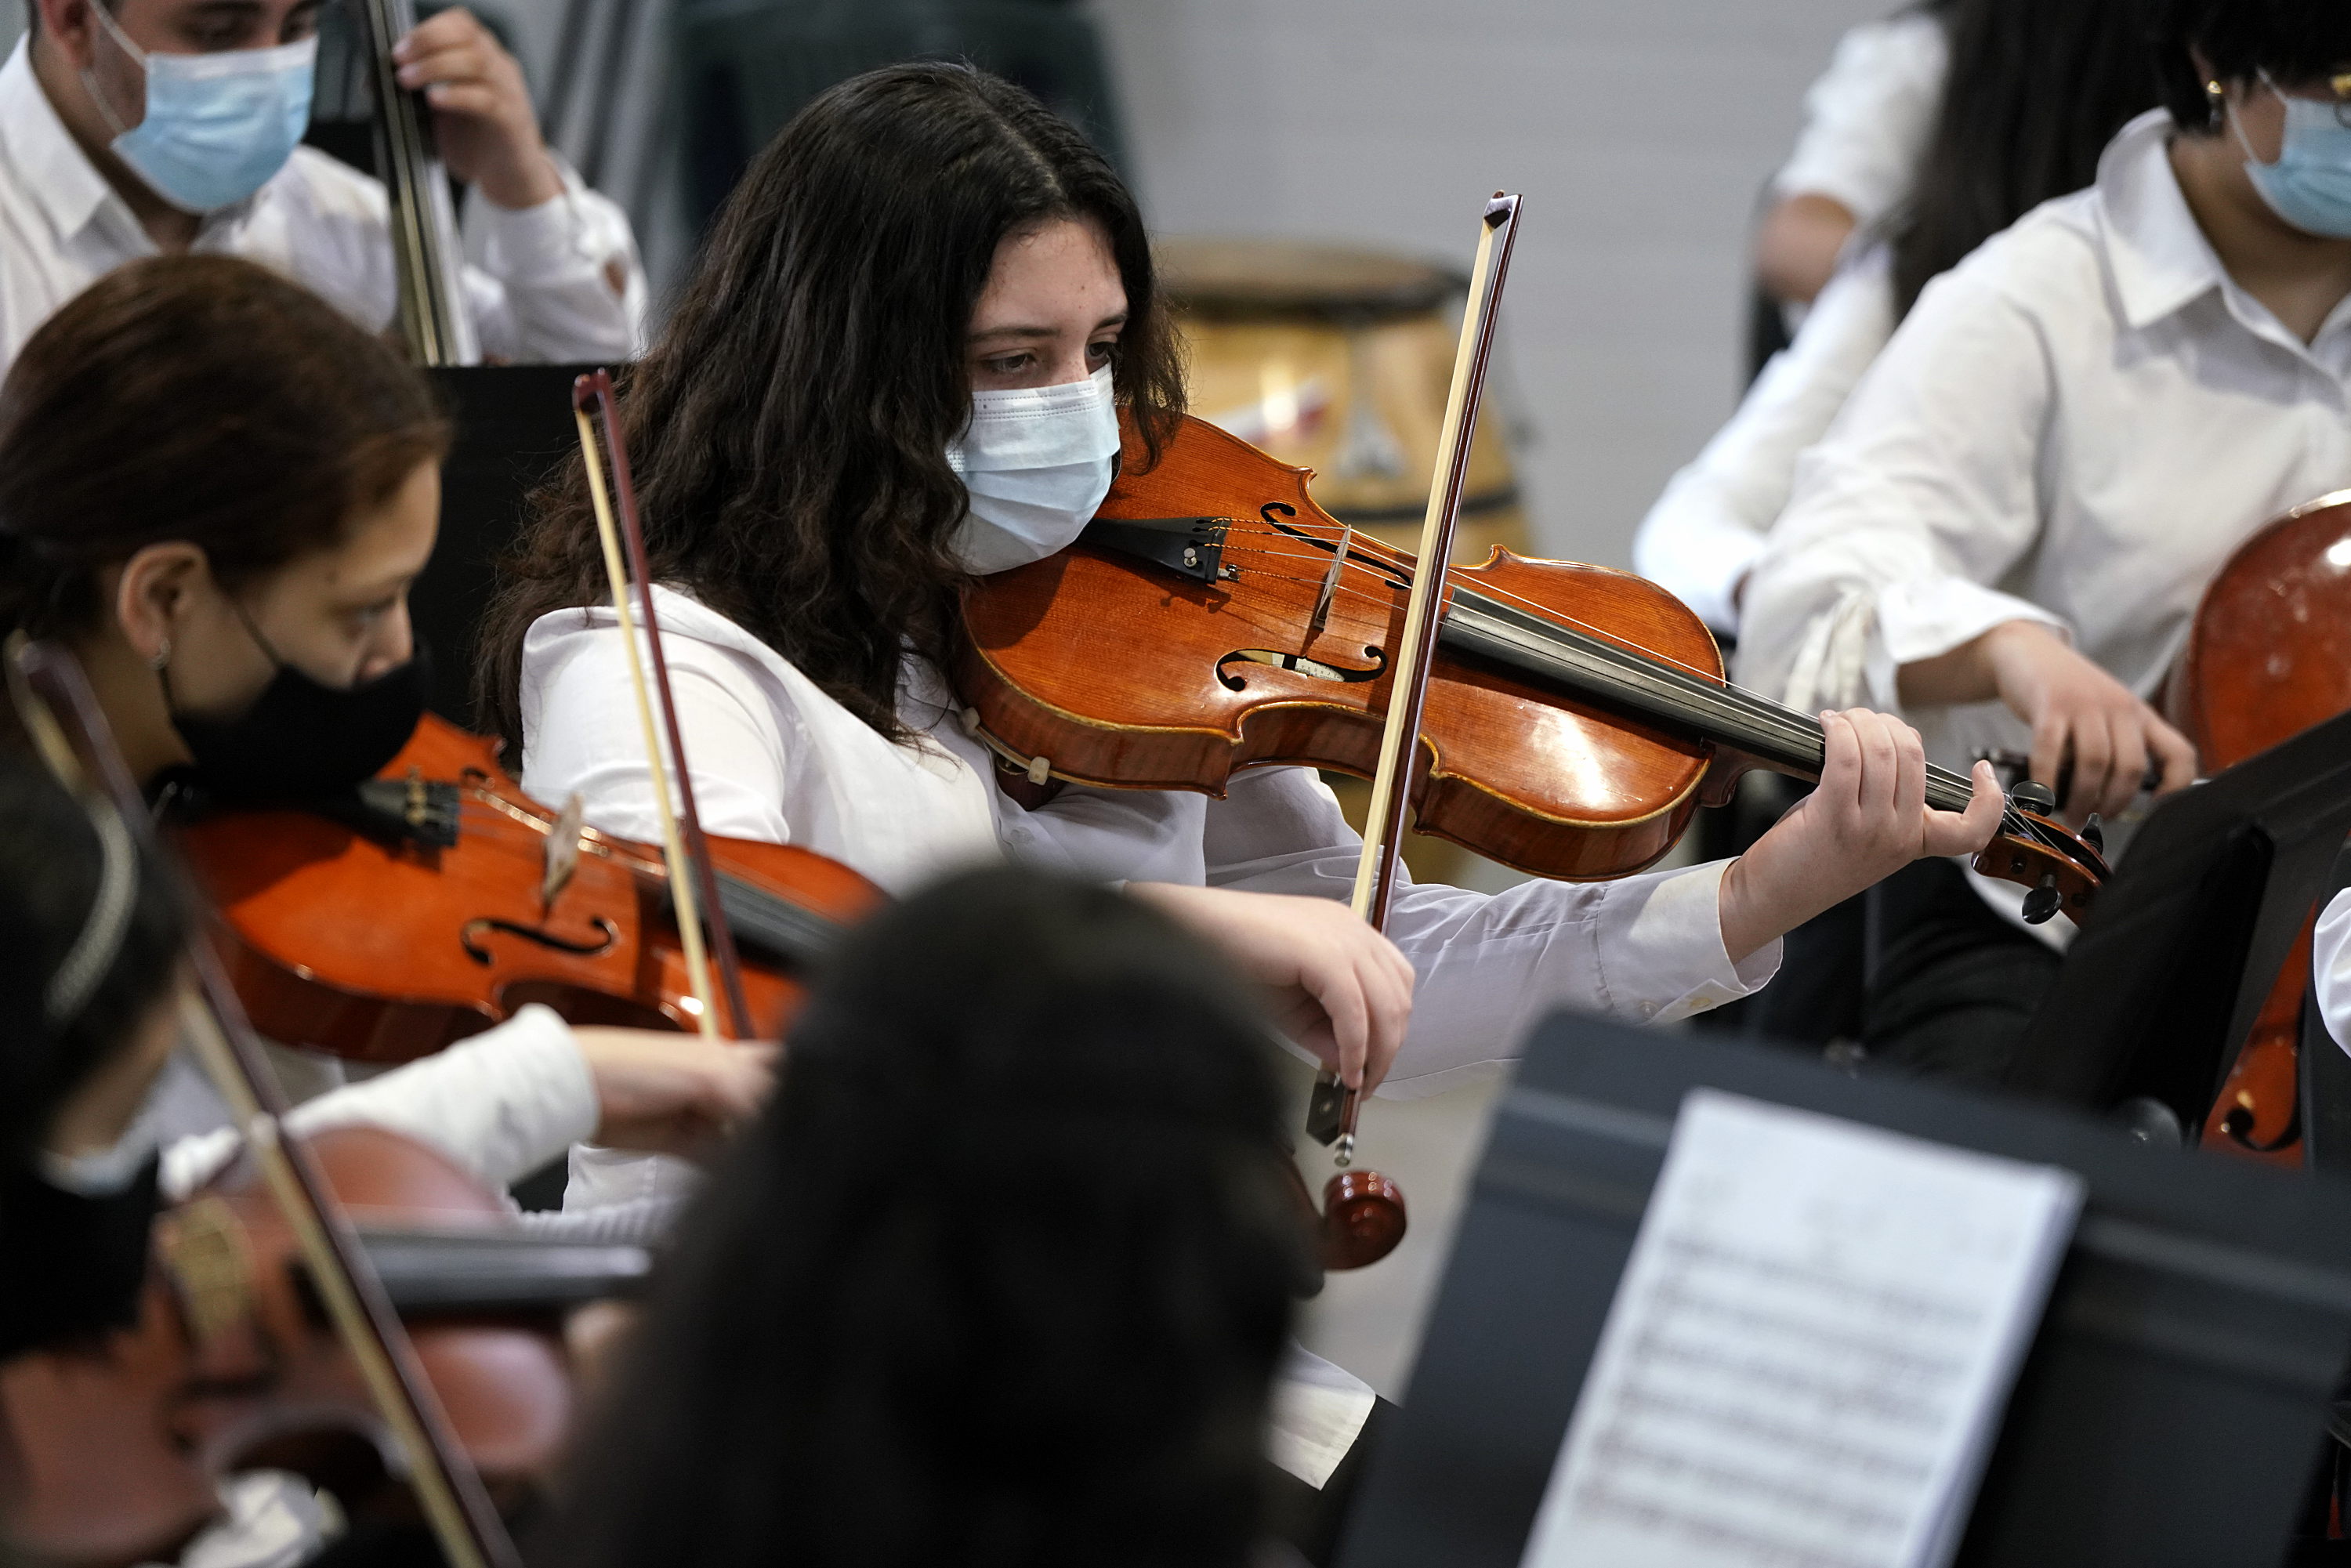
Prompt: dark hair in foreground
<box><xmin>0</xmin><ymin>255</ymin><xmax>449</xmax><ymax>640</ymax></box>
<box><xmin>1889</xmin><ymin>0</ymin><xmax>2161</xmax><ymax>317</ymax></box>
<box><xmin>478</xmin><ymin>61</ymin><xmax>1186</xmax><ymax>751</ymax></box>
<box><xmin>0</xmin><ymin>754</ymin><xmax>185</xmax><ymax>1159</ymax></box>
<box><xmin>536</xmin><ymin>867</ymin><xmax>1302</xmax><ymax>1568</ymax></box>
<box><xmin>2148</xmin><ymin>0</ymin><xmax>2351</xmax><ymax>136</ymax></box>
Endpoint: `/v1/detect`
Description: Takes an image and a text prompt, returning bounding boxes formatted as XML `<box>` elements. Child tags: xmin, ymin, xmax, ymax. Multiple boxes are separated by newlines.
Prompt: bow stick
<box><xmin>6</xmin><ymin>637</ymin><xmax>520</xmax><ymax>1568</ymax></box>
<box><xmin>572</xmin><ymin>371</ymin><xmax>755</xmax><ymax>1040</ymax></box>
<box><xmin>1308</xmin><ymin>193</ymin><xmax>1522</xmax><ymax>1168</ymax></box>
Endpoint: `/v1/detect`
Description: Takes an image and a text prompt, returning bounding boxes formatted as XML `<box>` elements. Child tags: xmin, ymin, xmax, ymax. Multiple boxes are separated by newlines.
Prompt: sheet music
<box><xmin>1519</xmin><ymin>1089</ymin><xmax>2082</xmax><ymax>1568</ymax></box>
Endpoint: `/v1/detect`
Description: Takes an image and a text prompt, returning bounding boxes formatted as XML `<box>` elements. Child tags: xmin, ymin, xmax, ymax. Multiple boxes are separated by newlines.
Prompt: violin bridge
<box><xmin>156</xmin><ymin>1197</ymin><xmax>252</xmax><ymax>1349</ymax></box>
<box><xmin>1309</xmin><ymin>526</ymin><xmax>1353</xmax><ymax>639</ymax></box>
<box><xmin>542</xmin><ymin>792</ymin><xmax>585</xmax><ymax>911</ymax></box>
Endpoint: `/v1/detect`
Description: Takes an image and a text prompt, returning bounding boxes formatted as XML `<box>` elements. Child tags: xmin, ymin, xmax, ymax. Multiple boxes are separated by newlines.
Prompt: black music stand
<box><xmin>1335</xmin><ymin>1015</ymin><xmax>2351</xmax><ymax>1568</ymax></box>
<box><xmin>2001</xmin><ymin>708</ymin><xmax>2351</xmax><ymax>1137</ymax></box>
<box><xmin>412</xmin><ymin>364</ymin><xmax>608</xmax><ymax>732</ymax></box>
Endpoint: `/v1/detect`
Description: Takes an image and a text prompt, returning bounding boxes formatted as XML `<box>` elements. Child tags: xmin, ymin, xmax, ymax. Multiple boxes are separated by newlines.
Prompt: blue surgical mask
<box><xmin>83</xmin><ymin>5</ymin><xmax>317</xmax><ymax>215</ymax></box>
<box><xmin>2232</xmin><ymin>74</ymin><xmax>2351</xmax><ymax>241</ymax></box>
<box><xmin>947</xmin><ymin>364</ymin><xmax>1122</xmax><ymax>575</ymax></box>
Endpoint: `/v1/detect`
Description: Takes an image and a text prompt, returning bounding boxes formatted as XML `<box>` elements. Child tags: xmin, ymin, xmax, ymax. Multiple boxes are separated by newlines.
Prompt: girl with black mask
<box><xmin>0</xmin><ymin>254</ymin><xmax>777</xmax><ymax>1216</ymax></box>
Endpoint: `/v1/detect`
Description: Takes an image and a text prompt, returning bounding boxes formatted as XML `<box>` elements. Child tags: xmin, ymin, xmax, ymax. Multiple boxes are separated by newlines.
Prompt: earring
<box><xmin>2206</xmin><ymin>79</ymin><xmax>2229</xmax><ymax>124</ymax></box>
<box><xmin>149</xmin><ymin>638</ymin><xmax>170</xmax><ymax>672</ymax></box>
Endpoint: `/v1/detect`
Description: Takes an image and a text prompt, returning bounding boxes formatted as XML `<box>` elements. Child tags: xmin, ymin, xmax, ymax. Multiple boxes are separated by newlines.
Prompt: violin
<box><xmin>5</xmin><ymin>639</ymin><xmax>531</xmax><ymax>1568</ymax></box>
<box><xmin>1</xmin><ymin>1125</ymin><xmax>647</xmax><ymax>1564</ymax></box>
<box><xmin>2164</xmin><ymin>490</ymin><xmax>2351</xmax><ymax>1163</ymax></box>
<box><xmin>171</xmin><ymin>712</ymin><xmax>880</xmax><ymax>1063</ymax></box>
<box><xmin>957</xmin><ymin>423</ymin><xmax>2110</xmax><ymax>919</ymax></box>
<box><xmin>356</xmin><ymin>0</ymin><xmax>477</xmax><ymax>364</ymax></box>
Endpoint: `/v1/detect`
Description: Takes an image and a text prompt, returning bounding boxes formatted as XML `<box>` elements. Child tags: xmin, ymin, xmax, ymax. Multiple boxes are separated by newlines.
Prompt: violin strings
<box><xmin>1198</xmin><ymin>532</ymin><xmax>2041</xmax><ymax>844</ymax></box>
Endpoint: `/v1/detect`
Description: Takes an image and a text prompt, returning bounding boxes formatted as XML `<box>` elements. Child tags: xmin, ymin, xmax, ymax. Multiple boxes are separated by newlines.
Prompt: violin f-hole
<box><xmin>1218</xmin><ymin>646</ymin><xmax>1386</xmax><ymax>691</ymax></box>
<box><xmin>459</xmin><ymin>916</ymin><xmax>620</xmax><ymax>967</ymax></box>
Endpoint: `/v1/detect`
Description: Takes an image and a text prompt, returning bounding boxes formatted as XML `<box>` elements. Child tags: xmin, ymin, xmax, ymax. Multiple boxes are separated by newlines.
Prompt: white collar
<box><xmin>0</xmin><ymin>34</ymin><xmax>121</xmax><ymax>248</ymax></box>
<box><xmin>2095</xmin><ymin>106</ymin><xmax>2351</xmax><ymax>356</ymax></box>
<box><xmin>2095</xmin><ymin>110</ymin><xmax>2230</xmax><ymax>333</ymax></box>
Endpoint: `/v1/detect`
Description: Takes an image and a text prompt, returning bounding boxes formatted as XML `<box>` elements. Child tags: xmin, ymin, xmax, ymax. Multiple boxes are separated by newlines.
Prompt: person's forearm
<box><xmin>1894</xmin><ymin>618</ymin><xmax>2047</xmax><ymax>707</ymax></box>
<box><xmin>1755</xmin><ymin>193</ymin><xmax>1857</xmax><ymax>307</ymax></box>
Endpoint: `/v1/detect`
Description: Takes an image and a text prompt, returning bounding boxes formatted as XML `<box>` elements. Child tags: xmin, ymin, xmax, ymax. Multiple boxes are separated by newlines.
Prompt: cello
<box><xmin>2166</xmin><ymin>490</ymin><xmax>2351</xmax><ymax>1164</ymax></box>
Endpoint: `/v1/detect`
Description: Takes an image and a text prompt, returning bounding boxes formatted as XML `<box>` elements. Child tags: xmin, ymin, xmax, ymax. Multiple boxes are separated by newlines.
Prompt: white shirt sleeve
<box><xmin>1734</xmin><ymin>259</ymin><xmax>2071</xmax><ymax>716</ymax></box>
<box><xmin>158</xmin><ymin>1006</ymin><xmax>598</xmax><ymax>1201</ymax></box>
<box><xmin>520</xmin><ymin>612</ymin><xmax>795</xmax><ymax>844</ymax></box>
<box><xmin>1773</xmin><ymin>10</ymin><xmax>1951</xmax><ymax>229</ymax></box>
<box><xmin>1633</xmin><ymin>247</ymin><xmax>1899</xmax><ymax>633</ymax></box>
<box><xmin>2316</xmin><ymin>887</ymin><xmax>2351</xmax><ymax>1055</ymax></box>
<box><xmin>1200</xmin><ymin>769</ymin><xmax>1781</xmax><ymax>1095</ymax></box>
<box><xmin>460</xmin><ymin>156</ymin><xmax>647</xmax><ymax>364</ymax></box>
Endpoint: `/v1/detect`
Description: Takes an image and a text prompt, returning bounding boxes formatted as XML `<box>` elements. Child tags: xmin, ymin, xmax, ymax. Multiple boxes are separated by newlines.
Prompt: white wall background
<box><xmin>1092</xmin><ymin>0</ymin><xmax>1890</xmax><ymax>571</ymax></box>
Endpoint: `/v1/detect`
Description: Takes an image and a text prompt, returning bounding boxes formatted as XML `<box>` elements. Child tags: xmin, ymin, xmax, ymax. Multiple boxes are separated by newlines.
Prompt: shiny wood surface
<box><xmin>174</xmin><ymin>715</ymin><xmax>881</xmax><ymax>1063</ymax></box>
<box><xmin>0</xmin><ymin>1128</ymin><xmax>568</xmax><ymax>1563</ymax></box>
<box><xmin>2171</xmin><ymin>494</ymin><xmax>2351</xmax><ymax>1167</ymax></box>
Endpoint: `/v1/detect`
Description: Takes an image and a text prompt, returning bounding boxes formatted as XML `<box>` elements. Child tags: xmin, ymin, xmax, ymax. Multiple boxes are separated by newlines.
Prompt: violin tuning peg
<box><xmin>2011</xmin><ymin>780</ymin><xmax>2057</xmax><ymax>817</ymax></box>
<box><xmin>2081</xmin><ymin>813</ymin><xmax>2104</xmax><ymax>854</ymax></box>
<box><xmin>2021</xmin><ymin>871</ymin><xmax>2061</xmax><ymax>925</ymax></box>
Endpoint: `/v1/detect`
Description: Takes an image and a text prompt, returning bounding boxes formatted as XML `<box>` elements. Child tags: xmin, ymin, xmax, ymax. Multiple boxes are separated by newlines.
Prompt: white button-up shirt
<box><xmin>1773</xmin><ymin>9</ymin><xmax>1950</xmax><ymax>231</ymax></box>
<box><xmin>517</xmin><ymin>588</ymin><xmax>1780</xmax><ymax>1176</ymax></box>
<box><xmin>1738</xmin><ymin>108</ymin><xmax>2351</xmax><ymax>931</ymax></box>
<box><xmin>1634</xmin><ymin>244</ymin><xmax>1897</xmax><ymax>633</ymax></box>
<box><xmin>0</xmin><ymin>36</ymin><xmax>645</xmax><ymax>373</ymax></box>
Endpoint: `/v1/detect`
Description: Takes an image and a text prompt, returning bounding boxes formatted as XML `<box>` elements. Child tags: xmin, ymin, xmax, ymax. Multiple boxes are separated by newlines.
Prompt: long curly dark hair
<box><xmin>477</xmin><ymin>63</ymin><xmax>1186</xmax><ymax>751</ymax></box>
<box><xmin>533</xmin><ymin>867</ymin><xmax>1303</xmax><ymax>1568</ymax></box>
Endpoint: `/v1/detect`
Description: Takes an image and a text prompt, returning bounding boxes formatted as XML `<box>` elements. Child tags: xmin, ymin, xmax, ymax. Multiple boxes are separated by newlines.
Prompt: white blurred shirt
<box><xmin>1773</xmin><ymin>8</ymin><xmax>1950</xmax><ymax>231</ymax></box>
<box><xmin>1633</xmin><ymin>244</ymin><xmax>1897</xmax><ymax>634</ymax></box>
<box><xmin>1737</xmin><ymin>110</ymin><xmax>2351</xmax><ymax>932</ymax></box>
<box><xmin>0</xmin><ymin>36</ymin><xmax>645</xmax><ymax>374</ymax></box>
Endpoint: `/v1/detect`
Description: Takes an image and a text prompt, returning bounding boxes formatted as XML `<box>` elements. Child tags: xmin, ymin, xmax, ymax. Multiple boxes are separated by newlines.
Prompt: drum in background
<box><xmin>1158</xmin><ymin>237</ymin><xmax>1536</xmax><ymax>889</ymax></box>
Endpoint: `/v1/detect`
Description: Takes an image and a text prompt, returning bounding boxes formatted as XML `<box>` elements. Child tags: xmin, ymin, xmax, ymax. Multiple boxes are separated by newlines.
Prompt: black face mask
<box><xmin>0</xmin><ymin>1155</ymin><xmax>158</xmax><ymax>1358</ymax></box>
<box><xmin>168</xmin><ymin>623</ymin><xmax>429</xmax><ymax>803</ymax></box>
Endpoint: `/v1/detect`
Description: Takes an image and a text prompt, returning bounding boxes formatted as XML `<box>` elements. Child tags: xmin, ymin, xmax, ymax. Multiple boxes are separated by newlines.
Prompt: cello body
<box><xmin>2167</xmin><ymin>491</ymin><xmax>2351</xmax><ymax>1164</ymax></box>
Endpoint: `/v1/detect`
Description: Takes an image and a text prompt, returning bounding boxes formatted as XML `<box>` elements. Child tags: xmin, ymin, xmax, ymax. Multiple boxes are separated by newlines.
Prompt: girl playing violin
<box><xmin>480</xmin><ymin>60</ymin><xmax>2004</xmax><ymax>1219</ymax></box>
<box><xmin>0</xmin><ymin>254</ymin><xmax>775</xmax><ymax>1230</ymax></box>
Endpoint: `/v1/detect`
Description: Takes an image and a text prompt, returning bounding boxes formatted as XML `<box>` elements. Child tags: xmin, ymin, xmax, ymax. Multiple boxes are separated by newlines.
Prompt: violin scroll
<box><xmin>1972</xmin><ymin>783</ymin><xmax>2110</xmax><ymax>926</ymax></box>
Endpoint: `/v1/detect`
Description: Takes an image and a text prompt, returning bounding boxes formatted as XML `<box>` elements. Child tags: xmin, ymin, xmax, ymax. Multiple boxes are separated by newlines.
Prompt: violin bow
<box><xmin>358</xmin><ymin>0</ymin><xmax>477</xmax><ymax>365</ymax></box>
<box><xmin>572</xmin><ymin>371</ymin><xmax>756</xmax><ymax>1039</ymax></box>
<box><xmin>1308</xmin><ymin>193</ymin><xmax>1523</xmax><ymax>1167</ymax></box>
<box><xmin>5</xmin><ymin>638</ymin><xmax>520</xmax><ymax>1568</ymax></box>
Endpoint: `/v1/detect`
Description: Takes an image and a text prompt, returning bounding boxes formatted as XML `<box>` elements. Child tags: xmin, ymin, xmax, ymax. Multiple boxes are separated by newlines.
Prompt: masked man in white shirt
<box><xmin>1737</xmin><ymin>0</ymin><xmax>2351</xmax><ymax>1083</ymax></box>
<box><xmin>0</xmin><ymin>0</ymin><xmax>645</xmax><ymax>373</ymax></box>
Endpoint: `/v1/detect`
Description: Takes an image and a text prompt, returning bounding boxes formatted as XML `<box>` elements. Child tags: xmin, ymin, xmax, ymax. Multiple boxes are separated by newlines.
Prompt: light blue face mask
<box><xmin>946</xmin><ymin>364</ymin><xmax>1122</xmax><ymax>574</ymax></box>
<box><xmin>83</xmin><ymin>5</ymin><xmax>317</xmax><ymax>214</ymax></box>
<box><xmin>2232</xmin><ymin>74</ymin><xmax>2351</xmax><ymax>241</ymax></box>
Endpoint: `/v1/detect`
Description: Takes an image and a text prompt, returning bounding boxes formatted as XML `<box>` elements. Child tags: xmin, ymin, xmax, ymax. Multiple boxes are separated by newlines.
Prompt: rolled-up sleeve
<box><xmin>463</xmin><ymin>156</ymin><xmax>646</xmax><ymax>364</ymax></box>
<box><xmin>1201</xmin><ymin>769</ymin><xmax>1780</xmax><ymax>1095</ymax></box>
<box><xmin>2317</xmin><ymin>888</ymin><xmax>2351</xmax><ymax>1054</ymax></box>
<box><xmin>1736</xmin><ymin>262</ymin><xmax>2070</xmax><ymax>716</ymax></box>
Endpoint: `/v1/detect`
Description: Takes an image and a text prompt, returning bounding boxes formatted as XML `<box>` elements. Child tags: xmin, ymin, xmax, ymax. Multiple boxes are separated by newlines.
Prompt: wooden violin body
<box><xmin>173</xmin><ymin>715</ymin><xmax>881</xmax><ymax>1063</ymax></box>
<box><xmin>0</xmin><ymin>1128</ymin><xmax>593</xmax><ymax>1565</ymax></box>
<box><xmin>961</xmin><ymin>415</ymin><xmax>2106</xmax><ymax>912</ymax></box>
<box><xmin>2168</xmin><ymin>491</ymin><xmax>2351</xmax><ymax>1163</ymax></box>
